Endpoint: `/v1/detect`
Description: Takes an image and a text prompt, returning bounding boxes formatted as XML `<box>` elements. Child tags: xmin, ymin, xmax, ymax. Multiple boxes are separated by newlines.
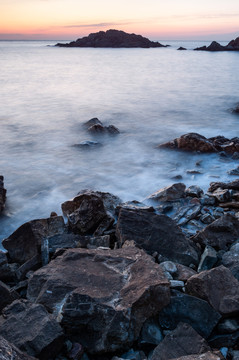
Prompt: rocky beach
<box><xmin>1</xmin><ymin>123</ymin><xmax>239</xmax><ymax>360</ymax></box>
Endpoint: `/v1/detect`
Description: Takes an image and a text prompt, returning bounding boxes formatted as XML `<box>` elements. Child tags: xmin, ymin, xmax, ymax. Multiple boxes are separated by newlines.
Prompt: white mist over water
<box><xmin>0</xmin><ymin>39</ymin><xmax>239</xmax><ymax>241</ymax></box>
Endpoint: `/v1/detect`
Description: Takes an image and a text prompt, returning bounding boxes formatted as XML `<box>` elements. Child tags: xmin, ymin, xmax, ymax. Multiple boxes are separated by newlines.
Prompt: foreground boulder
<box><xmin>158</xmin><ymin>290</ymin><xmax>221</xmax><ymax>338</ymax></box>
<box><xmin>193</xmin><ymin>214</ymin><xmax>239</xmax><ymax>250</ymax></box>
<box><xmin>151</xmin><ymin>323</ymin><xmax>211</xmax><ymax>360</ymax></box>
<box><xmin>0</xmin><ymin>176</ymin><xmax>6</xmax><ymax>213</ymax></box>
<box><xmin>2</xmin><ymin>216</ymin><xmax>65</xmax><ymax>264</ymax></box>
<box><xmin>27</xmin><ymin>246</ymin><xmax>170</xmax><ymax>353</ymax></box>
<box><xmin>56</xmin><ymin>29</ymin><xmax>166</xmax><ymax>48</ymax></box>
<box><xmin>116</xmin><ymin>208</ymin><xmax>199</xmax><ymax>266</ymax></box>
<box><xmin>0</xmin><ymin>336</ymin><xmax>36</xmax><ymax>360</ymax></box>
<box><xmin>158</xmin><ymin>132</ymin><xmax>239</xmax><ymax>155</ymax></box>
<box><xmin>146</xmin><ymin>183</ymin><xmax>186</xmax><ymax>202</ymax></box>
<box><xmin>0</xmin><ymin>300</ymin><xmax>64</xmax><ymax>359</ymax></box>
<box><xmin>186</xmin><ymin>265</ymin><xmax>239</xmax><ymax>316</ymax></box>
<box><xmin>0</xmin><ymin>281</ymin><xmax>19</xmax><ymax>312</ymax></box>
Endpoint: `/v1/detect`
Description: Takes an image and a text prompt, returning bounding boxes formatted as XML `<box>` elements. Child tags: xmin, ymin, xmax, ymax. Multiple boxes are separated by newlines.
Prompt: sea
<box><xmin>0</xmin><ymin>39</ymin><xmax>238</xmax><ymax>243</ymax></box>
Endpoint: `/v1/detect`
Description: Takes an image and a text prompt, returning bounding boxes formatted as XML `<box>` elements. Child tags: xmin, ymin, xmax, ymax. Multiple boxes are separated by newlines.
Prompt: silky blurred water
<box><xmin>0</xmin><ymin>39</ymin><xmax>238</xmax><ymax>240</ymax></box>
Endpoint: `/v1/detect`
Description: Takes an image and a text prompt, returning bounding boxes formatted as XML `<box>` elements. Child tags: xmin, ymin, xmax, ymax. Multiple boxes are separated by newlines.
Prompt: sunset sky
<box><xmin>1</xmin><ymin>0</ymin><xmax>239</xmax><ymax>41</ymax></box>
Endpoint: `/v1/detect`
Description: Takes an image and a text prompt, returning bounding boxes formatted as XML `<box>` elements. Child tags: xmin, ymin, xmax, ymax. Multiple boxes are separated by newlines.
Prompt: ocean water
<box><xmin>0</xmin><ymin>39</ymin><xmax>239</xmax><ymax>242</ymax></box>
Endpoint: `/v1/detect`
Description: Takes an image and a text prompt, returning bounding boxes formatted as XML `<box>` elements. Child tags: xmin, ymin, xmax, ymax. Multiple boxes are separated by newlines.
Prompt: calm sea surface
<box><xmin>0</xmin><ymin>39</ymin><xmax>238</xmax><ymax>242</ymax></box>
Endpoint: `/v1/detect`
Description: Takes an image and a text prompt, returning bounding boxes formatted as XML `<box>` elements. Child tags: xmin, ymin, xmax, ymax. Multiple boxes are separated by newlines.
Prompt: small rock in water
<box><xmin>72</xmin><ymin>141</ymin><xmax>102</xmax><ymax>148</ymax></box>
<box><xmin>228</xmin><ymin>166</ymin><xmax>239</xmax><ymax>175</ymax></box>
<box><xmin>185</xmin><ymin>185</ymin><xmax>204</xmax><ymax>198</ymax></box>
<box><xmin>177</xmin><ymin>46</ymin><xmax>187</xmax><ymax>50</ymax></box>
<box><xmin>83</xmin><ymin>117</ymin><xmax>103</xmax><ymax>128</ymax></box>
<box><xmin>186</xmin><ymin>169</ymin><xmax>203</xmax><ymax>174</ymax></box>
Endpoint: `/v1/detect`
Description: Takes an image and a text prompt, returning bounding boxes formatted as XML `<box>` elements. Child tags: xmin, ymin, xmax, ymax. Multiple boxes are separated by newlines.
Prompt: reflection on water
<box><xmin>0</xmin><ymin>40</ymin><xmax>238</xmax><ymax>241</ymax></box>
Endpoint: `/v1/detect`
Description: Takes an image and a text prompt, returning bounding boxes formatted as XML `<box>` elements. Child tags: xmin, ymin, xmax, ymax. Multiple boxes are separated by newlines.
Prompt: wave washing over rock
<box><xmin>1</xmin><ymin>174</ymin><xmax>239</xmax><ymax>359</ymax></box>
<box><xmin>56</xmin><ymin>29</ymin><xmax>167</xmax><ymax>48</ymax></box>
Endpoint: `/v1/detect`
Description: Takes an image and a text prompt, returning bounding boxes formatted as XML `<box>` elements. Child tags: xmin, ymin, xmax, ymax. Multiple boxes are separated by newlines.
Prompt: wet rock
<box><xmin>15</xmin><ymin>254</ymin><xmax>42</xmax><ymax>281</ymax></box>
<box><xmin>172</xmin><ymin>353</ymin><xmax>223</xmax><ymax>360</ymax></box>
<box><xmin>186</xmin><ymin>265</ymin><xmax>239</xmax><ymax>316</ymax></box>
<box><xmin>193</xmin><ymin>214</ymin><xmax>239</xmax><ymax>250</ymax></box>
<box><xmin>158</xmin><ymin>290</ymin><xmax>221</xmax><ymax>338</ymax></box>
<box><xmin>174</xmin><ymin>263</ymin><xmax>197</xmax><ymax>282</ymax></box>
<box><xmin>116</xmin><ymin>208</ymin><xmax>199</xmax><ymax>266</ymax></box>
<box><xmin>210</xmin><ymin>188</ymin><xmax>231</xmax><ymax>203</ymax></box>
<box><xmin>169</xmin><ymin>280</ymin><xmax>185</xmax><ymax>289</ymax></box>
<box><xmin>217</xmin><ymin>318</ymin><xmax>239</xmax><ymax>334</ymax></box>
<box><xmin>228</xmin><ymin>166</ymin><xmax>239</xmax><ymax>175</ymax></box>
<box><xmin>76</xmin><ymin>234</ymin><xmax>111</xmax><ymax>249</ymax></box>
<box><xmin>2</xmin><ymin>216</ymin><xmax>65</xmax><ymax>264</ymax></box>
<box><xmin>0</xmin><ymin>280</ymin><xmax>19</xmax><ymax>312</ymax></box>
<box><xmin>151</xmin><ymin>322</ymin><xmax>211</xmax><ymax>360</ymax></box>
<box><xmin>221</xmin><ymin>242</ymin><xmax>239</xmax><ymax>281</ymax></box>
<box><xmin>139</xmin><ymin>318</ymin><xmax>163</xmax><ymax>345</ymax></box>
<box><xmin>0</xmin><ymin>300</ymin><xmax>64</xmax><ymax>359</ymax></box>
<box><xmin>0</xmin><ymin>336</ymin><xmax>36</xmax><ymax>360</ymax></box>
<box><xmin>93</xmin><ymin>213</ymin><xmax>115</xmax><ymax>236</ymax></box>
<box><xmin>200</xmin><ymin>213</ymin><xmax>215</xmax><ymax>224</ymax></box>
<box><xmin>67</xmin><ymin>342</ymin><xmax>84</xmax><ymax>360</ymax></box>
<box><xmin>56</xmin><ymin>30</ymin><xmax>166</xmax><ymax>48</ymax></box>
<box><xmin>27</xmin><ymin>247</ymin><xmax>170</xmax><ymax>353</ymax></box>
<box><xmin>0</xmin><ymin>176</ymin><xmax>6</xmax><ymax>213</ymax></box>
<box><xmin>159</xmin><ymin>261</ymin><xmax>178</xmax><ymax>276</ymax></box>
<box><xmin>233</xmin><ymin>104</ymin><xmax>239</xmax><ymax>114</ymax></box>
<box><xmin>208</xmin><ymin>179</ymin><xmax>239</xmax><ymax>193</ymax></box>
<box><xmin>208</xmin><ymin>331</ymin><xmax>239</xmax><ymax>349</ymax></box>
<box><xmin>83</xmin><ymin>117</ymin><xmax>103</xmax><ymax>128</ymax></box>
<box><xmin>200</xmin><ymin>195</ymin><xmax>216</xmax><ymax>206</ymax></box>
<box><xmin>197</xmin><ymin>246</ymin><xmax>217</xmax><ymax>272</ymax></box>
<box><xmin>186</xmin><ymin>169</ymin><xmax>203</xmax><ymax>174</ymax></box>
<box><xmin>72</xmin><ymin>141</ymin><xmax>102</xmax><ymax>149</ymax></box>
<box><xmin>158</xmin><ymin>133</ymin><xmax>217</xmax><ymax>153</ymax></box>
<box><xmin>116</xmin><ymin>200</ymin><xmax>155</xmax><ymax>214</ymax></box>
<box><xmin>146</xmin><ymin>183</ymin><xmax>186</xmax><ymax>202</ymax></box>
<box><xmin>87</xmin><ymin>124</ymin><xmax>120</xmax><ymax>135</ymax></box>
<box><xmin>177</xmin><ymin>47</ymin><xmax>187</xmax><ymax>50</ymax></box>
<box><xmin>185</xmin><ymin>185</ymin><xmax>204</xmax><ymax>198</ymax></box>
<box><xmin>173</xmin><ymin>204</ymin><xmax>201</xmax><ymax>225</ymax></box>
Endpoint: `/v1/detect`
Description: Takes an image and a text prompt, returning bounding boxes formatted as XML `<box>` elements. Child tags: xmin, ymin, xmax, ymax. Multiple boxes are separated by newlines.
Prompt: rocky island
<box><xmin>56</xmin><ymin>29</ymin><xmax>167</xmax><ymax>48</ymax></box>
<box><xmin>194</xmin><ymin>36</ymin><xmax>239</xmax><ymax>51</ymax></box>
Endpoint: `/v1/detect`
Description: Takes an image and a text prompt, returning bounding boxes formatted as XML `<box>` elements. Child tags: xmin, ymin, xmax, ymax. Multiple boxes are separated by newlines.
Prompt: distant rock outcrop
<box><xmin>194</xmin><ymin>36</ymin><xmax>239</xmax><ymax>51</ymax></box>
<box><xmin>56</xmin><ymin>29</ymin><xmax>167</xmax><ymax>48</ymax></box>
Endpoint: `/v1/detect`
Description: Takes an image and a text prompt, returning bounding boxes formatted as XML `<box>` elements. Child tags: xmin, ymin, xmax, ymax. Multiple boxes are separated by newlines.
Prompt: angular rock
<box><xmin>158</xmin><ymin>290</ymin><xmax>221</xmax><ymax>338</ymax></box>
<box><xmin>208</xmin><ymin>331</ymin><xmax>239</xmax><ymax>349</ymax></box>
<box><xmin>2</xmin><ymin>216</ymin><xmax>65</xmax><ymax>264</ymax></box>
<box><xmin>76</xmin><ymin>234</ymin><xmax>111</xmax><ymax>249</ymax></box>
<box><xmin>171</xmin><ymin>353</ymin><xmax>222</xmax><ymax>360</ymax></box>
<box><xmin>200</xmin><ymin>213</ymin><xmax>215</xmax><ymax>224</ymax></box>
<box><xmin>56</xmin><ymin>29</ymin><xmax>166</xmax><ymax>48</ymax></box>
<box><xmin>228</xmin><ymin>166</ymin><xmax>239</xmax><ymax>175</ymax></box>
<box><xmin>158</xmin><ymin>133</ymin><xmax>217</xmax><ymax>153</ymax></box>
<box><xmin>151</xmin><ymin>323</ymin><xmax>211</xmax><ymax>360</ymax></box>
<box><xmin>173</xmin><ymin>204</ymin><xmax>201</xmax><ymax>225</ymax></box>
<box><xmin>186</xmin><ymin>265</ymin><xmax>239</xmax><ymax>316</ymax></box>
<box><xmin>177</xmin><ymin>47</ymin><xmax>187</xmax><ymax>50</ymax></box>
<box><xmin>185</xmin><ymin>185</ymin><xmax>204</xmax><ymax>198</ymax></box>
<box><xmin>27</xmin><ymin>247</ymin><xmax>170</xmax><ymax>353</ymax></box>
<box><xmin>0</xmin><ymin>336</ymin><xmax>36</xmax><ymax>360</ymax></box>
<box><xmin>0</xmin><ymin>176</ymin><xmax>6</xmax><ymax>213</ymax></box>
<box><xmin>208</xmin><ymin>179</ymin><xmax>239</xmax><ymax>193</ymax></box>
<box><xmin>174</xmin><ymin>263</ymin><xmax>197</xmax><ymax>282</ymax></box>
<box><xmin>139</xmin><ymin>318</ymin><xmax>163</xmax><ymax>345</ymax></box>
<box><xmin>193</xmin><ymin>214</ymin><xmax>239</xmax><ymax>250</ymax></box>
<box><xmin>222</xmin><ymin>242</ymin><xmax>239</xmax><ymax>281</ymax></box>
<box><xmin>210</xmin><ymin>188</ymin><xmax>231</xmax><ymax>203</ymax></box>
<box><xmin>83</xmin><ymin>117</ymin><xmax>103</xmax><ymax>128</ymax></box>
<box><xmin>146</xmin><ymin>183</ymin><xmax>186</xmax><ymax>202</ymax></box>
<box><xmin>116</xmin><ymin>208</ymin><xmax>199</xmax><ymax>266</ymax></box>
<box><xmin>0</xmin><ymin>280</ymin><xmax>19</xmax><ymax>312</ymax></box>
<box><xmin>0</xmin><ymin>300</ymin><xmax>64</xmax><ymax>359</ymax></box>
<box><xmin>198</xmin><ymin>246</ymin><xmax>218</xmax><ymax>272</ymax></box>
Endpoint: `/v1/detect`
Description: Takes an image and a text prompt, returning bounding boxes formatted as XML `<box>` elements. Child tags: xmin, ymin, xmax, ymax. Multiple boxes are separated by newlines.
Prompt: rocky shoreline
<box><xmin>1</xmin><ymin>170</ymin><xmax>239</xmax><ymax>359</ymax></box>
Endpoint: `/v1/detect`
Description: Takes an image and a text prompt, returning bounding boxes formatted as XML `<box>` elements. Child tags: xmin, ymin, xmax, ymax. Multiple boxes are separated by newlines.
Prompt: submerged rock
<box><xmin>72</xmin><ymin>141</ymin><xmax>102</xmax><ymax>149</ymax></box>
<box><xmin>56</xmin><ymin>29</ymin><xmax>167</xmax><ymax>48</ymax></box>
<box><xmin>27</xmin><ymin>246</ymin><xmax>170</xmax><ymax>353</ymax></box>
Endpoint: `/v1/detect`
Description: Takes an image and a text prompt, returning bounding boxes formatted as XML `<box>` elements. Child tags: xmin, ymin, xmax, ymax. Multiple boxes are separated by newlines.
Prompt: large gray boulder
<box><xmin>116</xmin><ymin>208</ymin><xmax>199</xmax><ymax>266</ymax></box>
<box><xmin>27</xmin><ymin>246</ymin><xmax>170</xmax><ymax>353</ymax></box>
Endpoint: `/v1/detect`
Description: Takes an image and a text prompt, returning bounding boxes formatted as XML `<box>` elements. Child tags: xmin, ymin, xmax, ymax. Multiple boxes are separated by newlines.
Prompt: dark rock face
<box><xmin>222</xmin><ymin>242</ymin><xmax>239</xmax><ymax>281</ymax></box>
<box><xmin>194</xmin><ymin>36</ymin><xmax>239</xmax><ymax>51</ymax></box>
<box><xmin>193</xmin><ymin>214</ymin><xmax>239</xmax><ymax>251</ymax></box>
<box><xmin>27</xmin><ymin>246</ymin><xmax>170</xmax><ymax>353</ymax></box>
<box><xmin>186</xmin><ymin>265</ymin><xmax>239</xmax><ymax>316</ymax></box>
<box><xmin>88</xmin><ymin>124</ymin><xmax>120</xmax><ymax>135</ymax></box>
<box><xmin>151</xmin><ymin>323</ymin><xmax>211</xmax><ymax>360</ymax></box>
<box><xmin>146</xmin><ymin>183</ymin><xmax>186</xmax><ymax>202</ymax></box>
<box><xmin>0</xmin><ymin>280</ymin><xmax>19</xmax><ymax>312</ymax></box>
<box><xmin>116</xmin><ymin>208</ymin><xmax>199</xmax><ymax>266</ymax></box>
<box><xmin>158</xmin><ymin>290</ymin><xmax>221</xmax><ymax>338</ymax></box>
<box><xmin>61</xmin><ymin>190</ymin><xmax>120</xmax><ymax>234</ymax></box>
<box><xmin>2</xmin><ymin>216</ymin><xmax>65</xmax><ymax>264</ymax></box>
<box><xmin>177</xmin><ymin>47</ymin><xmax>187</xmax><ymax>50</ymax></box>
<box><xmin>0</xmin><ymin>336</ymin><xmax>36</xmax><ymax>360</ymax></box>
<box><xmin>0</xmin><ymin>176</ymin><xmax>6</xmax><ymax>213</ymax></box>
<box><xmin>170</xmin><ymin>353</ymin><xmax>223</xmax><ymax>360</ymax></box>
<box><xmin>0</xmin><ymin>300</ymin><xmax>64</xmax><ymax>359</ymax></box>
<box><xmin>158</xmin><ymin>132</ymin><xmax>239</xmax><ymax>155</ymax></box>
<box><xmin>56</xmin><ymin>29</ymin><xmax>166</xmax><ymax>48</ymax></box>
